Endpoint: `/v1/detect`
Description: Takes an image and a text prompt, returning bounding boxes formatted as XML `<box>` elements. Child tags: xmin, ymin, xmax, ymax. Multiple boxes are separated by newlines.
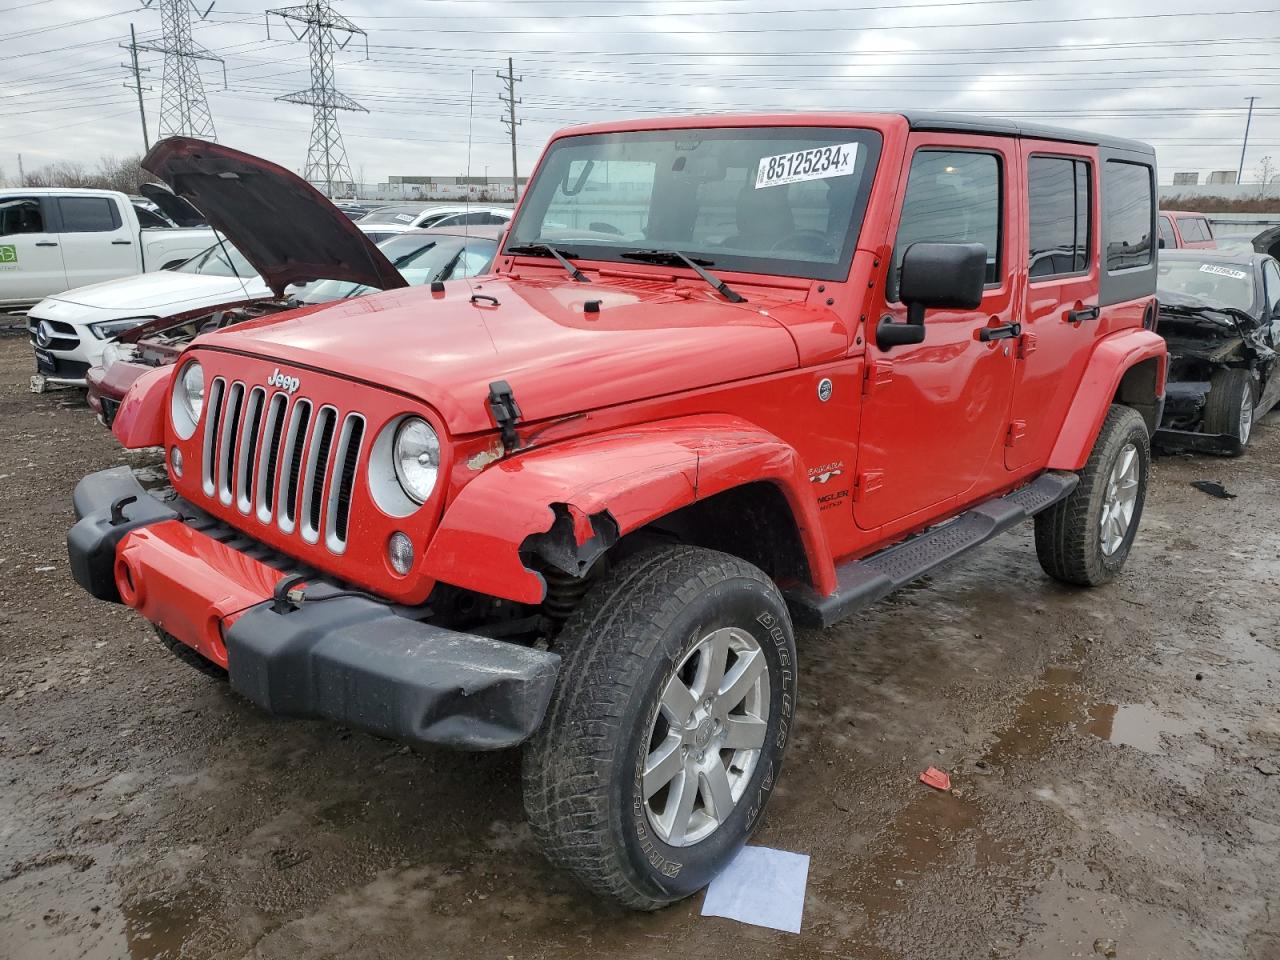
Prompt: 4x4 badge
<box><xmin>267</xmin><ymin>368</ymin><xmax>300</xmax><ymax>394</ymax></box>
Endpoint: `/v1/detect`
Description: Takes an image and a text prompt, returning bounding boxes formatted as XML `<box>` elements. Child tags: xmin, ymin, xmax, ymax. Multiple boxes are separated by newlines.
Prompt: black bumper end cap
<box><xmin>67</xmin><ymin>467</ymin><xmax>178</xmax><ymax>603</ymax></box>
<box><xmin>225</xmin><ymin>596</ymin><xmax>561</xmax><ymax>751</ymax></box>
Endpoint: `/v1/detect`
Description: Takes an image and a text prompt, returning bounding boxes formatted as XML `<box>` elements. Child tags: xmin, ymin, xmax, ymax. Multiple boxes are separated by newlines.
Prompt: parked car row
<box><xmin>40</xmin><ymin>115</ymin><xmax>1274</xmax><ymax>914</ymax></box>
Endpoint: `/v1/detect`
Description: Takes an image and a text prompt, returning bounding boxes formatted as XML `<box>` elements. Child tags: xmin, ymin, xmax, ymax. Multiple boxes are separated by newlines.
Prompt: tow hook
<box><xmin>108</xmin><ymin>495</ymin><xmax>138</xmax><ymax>527</ymax></box>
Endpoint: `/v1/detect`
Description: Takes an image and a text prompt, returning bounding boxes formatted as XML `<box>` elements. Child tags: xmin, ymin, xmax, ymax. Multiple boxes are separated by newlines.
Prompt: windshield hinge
<box><xmin>487</xmin><ymin>380</ymin><xmax>523</xmax><ymax>452</ymax></box>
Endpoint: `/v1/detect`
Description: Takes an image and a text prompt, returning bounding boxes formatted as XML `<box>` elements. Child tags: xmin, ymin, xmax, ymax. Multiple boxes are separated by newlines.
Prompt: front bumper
<box><xmin>67</xmin><ymin>467</ymin><xmax>560</xmax><ymax>750</ymax></box>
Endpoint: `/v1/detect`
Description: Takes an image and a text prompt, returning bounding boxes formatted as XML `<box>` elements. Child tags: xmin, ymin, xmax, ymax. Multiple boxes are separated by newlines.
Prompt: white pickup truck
<box><xmin>0</xmin><ymin>188</ymin><xmax>213</xmax><ymax>311</ymax></box>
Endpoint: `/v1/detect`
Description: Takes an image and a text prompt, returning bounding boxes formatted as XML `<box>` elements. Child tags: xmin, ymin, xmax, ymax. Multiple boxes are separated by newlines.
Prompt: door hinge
<box><xmin>1017</xmin><ymin>332</ymin><xmax>1038</xmax><ymax>359</ymax></box>
<box><xmin>1006</xmin><ymin>420</ymin><xmax>1028</xmax><ymax>447</ymax></box>
<box><xmin>853</xmin><ymin>469</ymin><xmax>884</xmax><ymax>500</ymax></box>
<box><xmin>862</xmin><ymin>359</ymin><xmax>893</xmax><ymax>396</ymax></box>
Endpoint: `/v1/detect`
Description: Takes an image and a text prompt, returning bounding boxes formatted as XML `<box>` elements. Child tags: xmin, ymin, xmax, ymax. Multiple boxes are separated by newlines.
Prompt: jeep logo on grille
<box><xmin>267</xmin><ymin>368</ymin><xmax>300</xmax><ymax>394</ymax></box>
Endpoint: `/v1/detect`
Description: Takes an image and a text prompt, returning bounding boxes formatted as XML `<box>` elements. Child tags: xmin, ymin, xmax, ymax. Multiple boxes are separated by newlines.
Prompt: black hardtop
<box><xmin>902</xmin><ymin>111</ymin><xmax>1154</xmax><ymax>156</ymax></box>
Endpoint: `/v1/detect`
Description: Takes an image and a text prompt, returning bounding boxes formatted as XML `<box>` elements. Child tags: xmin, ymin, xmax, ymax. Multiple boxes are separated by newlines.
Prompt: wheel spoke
<box><xmin>694</xmin><ymin>629</ymin><xmax>732</xmax><ymax>701</ymax></box>
<box><xmin>700</xmin><ymin>756</ymin><xmax>735</xmax><ymax>820</ymax></box>
<box><xmin>1118</xmin><ymin>446</ymin><xmax>1135</xmax><ymax>482</ymax></box>
<box><xmin>643</xmin><ymin>734</ymin><xmax>685</xmax><ymax>800</ymax></box>
<box><xmin>717</xmin><ymin>648</ymin><xmax>767</xmax><ymax>710</ymax></box>
<box><xmin>663</xmin><ymin>769</ymin><xmax>698</xmax><ymax>844</ymax></box>
<box><xmin>723</xmin><ymin>715</ymin><xmax>767</xmax><ymax>750</ymax></box>
<box><xmin>660</xmin><ymin>675</ymin><xmax>697</xmax><ymax>724</ymax></box>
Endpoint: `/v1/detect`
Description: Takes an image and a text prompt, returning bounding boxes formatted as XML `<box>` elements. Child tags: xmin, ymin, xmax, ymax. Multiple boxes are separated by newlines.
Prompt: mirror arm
<box><xmin>907</xmin><ymin>301</ymin><xmax>926</xmax><ymax>326</ymax></box>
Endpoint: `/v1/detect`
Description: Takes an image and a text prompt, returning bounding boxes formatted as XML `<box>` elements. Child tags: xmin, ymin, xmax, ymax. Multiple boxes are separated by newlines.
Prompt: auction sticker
<box><xmin>1200</xmin><ymin>263</ymin><xmax>1247</xmax><ymax>280</ymax></box>
<box><xmin>756</xmin><ymin>143</ymin><xmax>859</xmax><ymax>189</ymax></box>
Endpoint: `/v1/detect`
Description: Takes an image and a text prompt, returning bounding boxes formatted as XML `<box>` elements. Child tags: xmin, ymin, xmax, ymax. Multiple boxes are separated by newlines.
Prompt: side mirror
<box><xmin>877</xmin><ymin>242</ymin><xmax>987</xmax><ymax>350</ymax></box>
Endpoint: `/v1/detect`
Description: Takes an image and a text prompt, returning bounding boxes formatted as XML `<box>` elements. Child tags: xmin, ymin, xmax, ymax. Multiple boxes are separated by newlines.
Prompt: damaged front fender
<box><xmin>421</xmin><ymin>414</ymin><xmax>833</xmax><ymax>605</ymax></box>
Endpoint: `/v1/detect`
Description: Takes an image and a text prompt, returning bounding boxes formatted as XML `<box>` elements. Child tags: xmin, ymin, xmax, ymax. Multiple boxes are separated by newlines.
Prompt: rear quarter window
<box><xmin>1103</xmin><ymin>160</ymin><xmax>1154</xmax><ymax>272</ymax></box>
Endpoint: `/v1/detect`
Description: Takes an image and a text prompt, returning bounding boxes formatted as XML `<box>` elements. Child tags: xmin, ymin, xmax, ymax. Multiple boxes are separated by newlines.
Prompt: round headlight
<box><xmin>170</xmin><ymin>359</ymin><xmax>204</xmax><ymax>440</ymax></box>
<box><xmin>179</xmin><ymin>362</ymin><xmax>204</xmax><ymax>421</ymax></box>
<box><xmin>392</xmin><ymin>417</ymin><xmax>440</xmax><ymax>504</ymax></box>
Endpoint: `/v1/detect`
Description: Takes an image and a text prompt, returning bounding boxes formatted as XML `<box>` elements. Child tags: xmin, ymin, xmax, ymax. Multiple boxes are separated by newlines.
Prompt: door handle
<box><xmin>111</xmin><ymin>239</ymin><xmax>132</xmax><ymax>245</ymax></box>
<box><xmin>35</xmin><ymin>241</ymin><xmax>57</xmax><ymax>247</ymax></box>
<box><xmin>1067</xmin><ymin>305</ymin><xmax>1100</xmax><ymax>324</ymax></box>
<box><xmin>979</xmin><ymin>321</ymin><xmax>1021</xmax><ymax>342</ymax></box>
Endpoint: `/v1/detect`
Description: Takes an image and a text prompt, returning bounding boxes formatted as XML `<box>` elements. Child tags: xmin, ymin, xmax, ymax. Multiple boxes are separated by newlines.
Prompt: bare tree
<box><xmin>1257</xmin><ymin>156</ymin><xmax>1277</xmax><ymax>198</ymax></box>
<box><xmin>15</xmin><ymin>155</ymin><xmax>159</xmax><ymax>194</ymax></box>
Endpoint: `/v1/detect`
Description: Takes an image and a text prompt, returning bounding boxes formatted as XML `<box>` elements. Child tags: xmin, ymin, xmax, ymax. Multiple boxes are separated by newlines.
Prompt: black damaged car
<box><xmin>1154</xmin><ymin>249</ymin><xmax>1280</xmax><ymax>456</ymax></box>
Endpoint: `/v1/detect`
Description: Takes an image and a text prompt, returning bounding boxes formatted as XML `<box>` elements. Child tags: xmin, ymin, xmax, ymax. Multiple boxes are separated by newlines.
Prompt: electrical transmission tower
<box><xmin>497</xmin><ymin>58</ymin><xmax>522</xmax><ymax>202</ymax></box>
<box><xmin>267</xmin><ymin>1</ymin><xmax>368</xmax><ymax>198</ymax></box>
<box><xmin>137</xmin><ymin>1</ymin><xmax>225</xmax><ymax>141</ymax></box>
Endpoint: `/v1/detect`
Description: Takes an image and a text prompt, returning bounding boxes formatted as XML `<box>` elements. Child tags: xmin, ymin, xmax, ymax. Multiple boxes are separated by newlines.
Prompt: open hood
<box><xmin>138</xmin><ymin>182</ymin><xmax>207</xmax><ymax>227</ymax></box>
<box><xmin>142</xmin><ymin>137</ymin><xmax>408</xmax><ymax>299</ymax></box>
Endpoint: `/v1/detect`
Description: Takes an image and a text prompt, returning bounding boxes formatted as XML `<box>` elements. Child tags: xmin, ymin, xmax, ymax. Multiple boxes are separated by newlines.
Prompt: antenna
<box><xmin>137</xmin><ymin>1</ymin><xmax>225</xmax><ymax>140</ymax></box>
<box><xmin>266</xmin><ymin>0</ymin><xmax>368</xmax><ymax>200</ymax></box>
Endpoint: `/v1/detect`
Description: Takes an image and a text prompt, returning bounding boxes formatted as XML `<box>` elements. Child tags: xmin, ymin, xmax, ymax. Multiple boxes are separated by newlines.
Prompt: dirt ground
<box><xmin>1</xmin><ymin>328</ymin><xmax>1278</xmax><ymax>960</ymax></box>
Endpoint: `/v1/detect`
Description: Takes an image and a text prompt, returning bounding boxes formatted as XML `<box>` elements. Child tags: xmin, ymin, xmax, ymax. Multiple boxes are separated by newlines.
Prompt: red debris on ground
<box><xmin>919</xmin><ymin>767</ymin><xmax>951</xmax><ymax>791</ymax></box>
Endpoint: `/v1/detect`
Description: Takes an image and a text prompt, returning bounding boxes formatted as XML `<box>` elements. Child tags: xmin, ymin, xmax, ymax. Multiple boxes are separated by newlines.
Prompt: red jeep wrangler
<box><xmin>69</xmin><ymin>115</ymin><xmax>1165</xmax><ymax>910</ymax></box>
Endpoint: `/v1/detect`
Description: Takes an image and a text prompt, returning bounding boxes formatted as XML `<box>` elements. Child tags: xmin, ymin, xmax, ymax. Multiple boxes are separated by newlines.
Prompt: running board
<box><xmin>785</xmin><ymin>472</ymin><xmax>1079</xmax><ymax>629</ymax></box>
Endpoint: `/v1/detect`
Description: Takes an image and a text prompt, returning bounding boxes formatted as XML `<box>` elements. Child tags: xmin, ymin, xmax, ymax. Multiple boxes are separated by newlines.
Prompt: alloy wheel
<box><xmin>1100</xmin><ymin>442</ymin><xmax>1140</xmax><ymax>557</ymax></box>
<box><xmin>642</xmin><ymin>627</ymin><xmax>770</xmax><ymax>847</ymax></box>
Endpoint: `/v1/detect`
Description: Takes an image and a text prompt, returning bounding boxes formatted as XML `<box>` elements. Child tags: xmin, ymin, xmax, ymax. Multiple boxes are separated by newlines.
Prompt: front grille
<box><xmin>198</xmin><ymin>380</ymin><xmax>365</xmax><ymax>554</ymax></box>
<box><xmin>28</xmin><ymin>316</ymin><xmax>80</xmax><ymax>352</ymax></box>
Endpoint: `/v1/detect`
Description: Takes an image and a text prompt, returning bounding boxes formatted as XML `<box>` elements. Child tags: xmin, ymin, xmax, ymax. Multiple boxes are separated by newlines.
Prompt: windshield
<box><xmin>176</xmin><ymin>242</ymin><xmax>257</xmax><ymax>279</ymax></box>
<box><xmin>506</xmin><ymin>126</ymin><xmax>882</xmax><ymax>281</ymax></box>
<box><xmin>300</xmin><ymin>233</ymin><xmax>497</xmax><ymax>304</ymax></box>
<box><xmin>1157</xmin><ymin>258</ymin><xmax>1256</xmax><ymax>313</ymax></box>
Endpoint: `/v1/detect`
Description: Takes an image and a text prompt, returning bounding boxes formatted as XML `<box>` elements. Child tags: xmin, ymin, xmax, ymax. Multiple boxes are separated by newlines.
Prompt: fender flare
<box><xmin>1047</xmin><ymin>328</ymin><xmax>1167</xmax><ymax>471</ymax></box>
<box><xmin>112</xmin><ymin>364</ymin><xmax>174</xmax><ymax>449</ymax></box>
<box><xmin>421</xmin><ymin>414</ymin><xmax>837</xmax><ymax>605</ymax></box>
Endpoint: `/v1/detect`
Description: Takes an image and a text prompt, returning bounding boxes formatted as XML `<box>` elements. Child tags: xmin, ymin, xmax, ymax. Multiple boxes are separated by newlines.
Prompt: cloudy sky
<box><xmin>1</xmin><ymin>0</ymin><xmax>1277</xmax><ymax>187</ymax></box>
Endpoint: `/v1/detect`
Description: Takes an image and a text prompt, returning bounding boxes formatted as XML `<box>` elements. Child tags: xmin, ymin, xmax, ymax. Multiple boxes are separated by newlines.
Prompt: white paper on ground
<box><xmin>700</xmin><ymin>845</ymin><xmax>810</xmax><ymax>934</ymax></box>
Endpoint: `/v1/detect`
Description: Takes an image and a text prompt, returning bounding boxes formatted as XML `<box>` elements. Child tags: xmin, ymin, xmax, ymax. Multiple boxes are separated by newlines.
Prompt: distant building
<box><xmin>1207</xmin><ymin>170</ymin><xmax>1238</xmax><ymax>185</ymax></box>
<box><xmin>1172</xmin><ymin>172</ymin><xmax>1199</xmax><ymax>185</ymax></box>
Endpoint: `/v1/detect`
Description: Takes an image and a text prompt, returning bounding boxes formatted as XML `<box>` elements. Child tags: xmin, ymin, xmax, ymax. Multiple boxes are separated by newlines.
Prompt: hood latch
<box><xmin>488</xmin><ymin>380</ymin><xmax>523</xmax><ymax>453</ymax></box>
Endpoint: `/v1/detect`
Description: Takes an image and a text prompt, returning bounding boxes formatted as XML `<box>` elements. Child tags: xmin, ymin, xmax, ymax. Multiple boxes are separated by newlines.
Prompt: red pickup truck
<box><xmin>69</xmin><ymin>116</ymin><xmax>1165</xmax><ymax>909</ymax></box>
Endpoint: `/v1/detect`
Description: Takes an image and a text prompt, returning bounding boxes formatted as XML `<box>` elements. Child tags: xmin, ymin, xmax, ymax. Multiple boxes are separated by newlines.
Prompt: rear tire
<box><xmin>522</xmin><ymin>546</ymin><xmax>797</xmax><ymax>910</ymax></box>
<box><xmin>1203</xmin><ymin>368</ymin><xmax>1254</xmax><ymax>457</ymax></box>
<box><xmin>1035</xmin><ymin>404</ymin><xmax>1150</xmax><ymax>587</ymax></box>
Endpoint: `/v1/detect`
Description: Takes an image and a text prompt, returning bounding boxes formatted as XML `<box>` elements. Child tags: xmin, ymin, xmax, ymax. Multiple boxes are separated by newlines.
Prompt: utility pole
<box><xmin>1238</xmin><ymin>95</ymin><xmax>1258</xmax><ymax>185</ymax></box>
<box><xmin>497</xmin><ymin>57</ymin><xmax>522</xmax><ymax>202</ymax></box>
<box><xmin>267</xmin><ymin>1</ymin><xmax>368</xmax><ymax>199</ymax></box>
<box><xmin>17</xmin><ymin>154</ymin><xmax>25</xmax><ymax>186</ymax></box>
<box><xmin>122</xmin><ymin>23</ymin><xmax>152</xmax><ymax>152</ymax></box>
<box><xmin>137</xmin><ymin>1</ymin><xmax>225</xmax><ymax>140</ymax></box>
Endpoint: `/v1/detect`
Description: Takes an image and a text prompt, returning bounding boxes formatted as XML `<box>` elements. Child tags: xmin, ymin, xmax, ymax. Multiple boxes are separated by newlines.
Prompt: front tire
<box><xmin>1035</xmin><ymin>404</ymin><xmax>1150</xmax><ymax>587</ymax></box>
<box><xmin>1203</xmin><ymin>368</ymin><xmax>1254</xmax><ymax>456</ymax></box>
<box><xmin>522</xmin><ymin>546</ymin><xmax>797</xmax><ymax>910</ymax></box>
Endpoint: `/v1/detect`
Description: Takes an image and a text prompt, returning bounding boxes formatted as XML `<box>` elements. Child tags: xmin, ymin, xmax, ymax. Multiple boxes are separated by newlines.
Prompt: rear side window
<box><xmin>0</xmin><ymin>197</ymin><xmax>45</xmax><ymax>236</ymax></box>
<box><xmin>1177</xmin><ymin>218</ymin><xmax>1204</xmax><ymax>242</ymax></box>
<box><xmin>58</xmin><ymin>197</ymin><xmax>121</xmax><ymax>233</ymax></box>
<box><xmin>892</xmin><ymin>149</ymin><xmax>1002</xmax><ymax>299</ymax></box>
<box><xmin>1103</xmin><ymin>160</ymin><xmax>1154</xmax><ymax>272</ymax></box>
<box><xmin>1028</xmin><ymin>156</ymin><xmax>1091</xmax><ymax>279</ymax></box>
<box><xmin>1158</xmin><ymin>216</ymin><xmax>1175</xmax><ymax>247</ymax></box>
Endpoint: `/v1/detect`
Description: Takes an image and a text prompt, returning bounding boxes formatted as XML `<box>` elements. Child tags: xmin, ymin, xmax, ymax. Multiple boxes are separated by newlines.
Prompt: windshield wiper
<box><xmin>620</xmin><ymin>248</ymin><xmax>745</xmax><ymax>303</ymax></box>
<box><xmin>506</xmin><ymin>243</ymin><xmax>588</xmax><ymax>283</ymax></box>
